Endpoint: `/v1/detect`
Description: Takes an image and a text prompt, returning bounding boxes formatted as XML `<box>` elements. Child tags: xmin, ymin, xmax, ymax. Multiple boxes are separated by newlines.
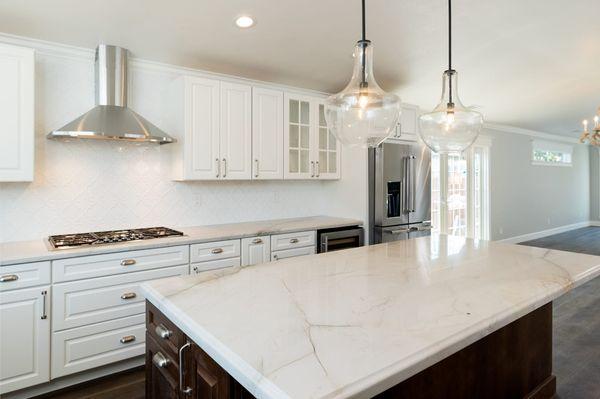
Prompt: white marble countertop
<box><xmin>141</xmin><ymin>235</ymin><xmax>600</xmax><ymax>399</ymax></box>
<box><xmin>0</xmin><ymin>216</ymin><xmax>362</xmax><ymax>266</ymax></box>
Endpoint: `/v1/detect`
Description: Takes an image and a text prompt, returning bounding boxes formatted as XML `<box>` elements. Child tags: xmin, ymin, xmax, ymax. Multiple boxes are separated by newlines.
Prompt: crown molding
<box><xmin>0</xmin><ymin>31</ymin><xmax>329</xmax><ymax>97</ymax></box>
<box><xmin>484</xmin><ymin>123</ymin><xmax>584</xmax><ymax>145</ymax></box>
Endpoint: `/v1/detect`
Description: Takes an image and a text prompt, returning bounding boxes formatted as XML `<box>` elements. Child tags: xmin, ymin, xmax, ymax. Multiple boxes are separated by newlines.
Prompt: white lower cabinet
<box><xmin>271</xmin><ymin>246</ymin><xmax>316</xmax><ymax>261</ymax></box>
<box><xmin>192</xmin><ymin>257</ymin><xmax>240</xmax><ymax>274</ymax></box>
<box><xmin>271</xmin><ymin>230</ymin><xmax>316</xmax><ymax>251</ymax></box>
<box><xmin>52</xmin><ymin>265</ymin><xmax>189</xmax><ymax>331</ymax></box>
<box><xmin>51</xmin><ymin>314</ymin><xmax>145</xmax><ymax>378</ymax></box>
<box><xmin>241</xmin><ymin>236</ymin><xmax>271</xmax><ymax>266</ymax></box>
<box><xmin>0</xmin><ymin>286</ymin><xmax>50</xmax><ymax>394</ymax></box>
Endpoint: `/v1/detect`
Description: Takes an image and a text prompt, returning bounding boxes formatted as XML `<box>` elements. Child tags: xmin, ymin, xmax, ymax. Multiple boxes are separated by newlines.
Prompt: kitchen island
<box><xmin>140</xmin><ymin>235</ymin><xmax>600</xmax><ymax>399</ymax></box>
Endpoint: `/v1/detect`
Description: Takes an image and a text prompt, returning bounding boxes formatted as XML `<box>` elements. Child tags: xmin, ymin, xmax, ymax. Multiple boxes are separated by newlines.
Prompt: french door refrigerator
<box><xmin>368</xmin><ymin>141</ymin><xmax>432</xmax><ymax>244</ymax></box>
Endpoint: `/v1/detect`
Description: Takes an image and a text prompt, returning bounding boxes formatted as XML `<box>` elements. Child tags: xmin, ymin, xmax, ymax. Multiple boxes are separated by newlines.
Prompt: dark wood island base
<box><xmin>146</xmin><ymin>301</ymin><xmax>555</xmax><ymax>399</ymax></box>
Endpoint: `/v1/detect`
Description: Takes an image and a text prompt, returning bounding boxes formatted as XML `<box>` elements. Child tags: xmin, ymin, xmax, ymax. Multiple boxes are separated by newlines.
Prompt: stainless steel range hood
<box><xmin>47</xmin><ymin>45</ymin><xmax>175</xmax><ymax>144</ymax></box>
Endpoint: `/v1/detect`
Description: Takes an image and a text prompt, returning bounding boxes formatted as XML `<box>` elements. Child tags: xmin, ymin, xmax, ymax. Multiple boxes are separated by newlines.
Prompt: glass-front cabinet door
<box><xmin>284</xmin><ymin>94</ymin><xmax>341</xmax><ymax>180</ymax></box>
<box><xmin>284</xmin><ymin>93</ymin><xmax>314</xmax><ymax>179</ymax></box>
<box><xmin>315</xmin><ymin>102</ymin><xmax>341</xmax><ymax>179</ymax></box>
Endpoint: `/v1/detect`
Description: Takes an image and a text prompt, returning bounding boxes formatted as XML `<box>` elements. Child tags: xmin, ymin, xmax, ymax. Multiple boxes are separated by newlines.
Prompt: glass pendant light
<box><xmin>419</xmin><ymin>0</ymin><xmax>483</xmax><ymax>154</ymax></box>
<box><xmin>325</xmin><ymin>0</ymin><xmax>401</xmax><ymax>148</ymax></box>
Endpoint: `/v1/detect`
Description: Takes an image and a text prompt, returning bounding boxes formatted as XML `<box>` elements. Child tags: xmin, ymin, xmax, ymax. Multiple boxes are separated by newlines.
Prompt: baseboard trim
<box><xmin>498</xmin><ymin>221</ymin><xmax>594</xmax><ymax>244</ymax></box>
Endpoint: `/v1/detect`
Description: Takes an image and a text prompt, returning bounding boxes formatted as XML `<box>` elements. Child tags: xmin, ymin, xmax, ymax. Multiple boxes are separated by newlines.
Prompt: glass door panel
<box><xmin>317</xmin><ymin>103</ymin><xmax>339</xmax><ymax>175</ymax></box>
<box><xmin>288</xmin><ymin>98</ymin><xmax>311</xmax><ymax>175</ymax></box>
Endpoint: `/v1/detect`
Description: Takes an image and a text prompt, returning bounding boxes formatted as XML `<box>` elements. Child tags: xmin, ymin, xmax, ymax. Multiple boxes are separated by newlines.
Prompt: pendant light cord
<box><xmin>360</xmin><ymin>0</ymin><xmax>367</xmax><ymax>87</ymax></box>
<box><xmin>447</xmin><ymin>0</ymin><xmax>454</xmax><ymax>106</ymax></box>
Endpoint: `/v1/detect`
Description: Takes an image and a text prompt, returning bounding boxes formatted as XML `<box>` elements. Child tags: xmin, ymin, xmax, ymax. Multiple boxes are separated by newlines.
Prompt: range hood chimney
<box><xmin>47</xmin><ymin>45</ymin><xmax>175</xmax><ymax>144</ymax></box>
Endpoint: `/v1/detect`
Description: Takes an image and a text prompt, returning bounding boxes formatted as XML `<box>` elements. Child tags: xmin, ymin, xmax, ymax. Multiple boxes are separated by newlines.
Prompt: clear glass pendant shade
<box><xmin>418</xmin><ymin>70</ymin><xmax>483</xmax><ymax>154</ymax></box>
<box><xmin>325</xmin><ymin>41</ymin><xmax>401</xmax><ymax>148</ymax></box>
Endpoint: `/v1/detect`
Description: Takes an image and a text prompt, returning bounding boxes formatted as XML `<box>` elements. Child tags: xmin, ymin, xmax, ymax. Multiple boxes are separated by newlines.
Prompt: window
<box><xmin>431</xmin><ymin>140</ymin><xmax>490</xmax><ymax>240</ymax></box>
<box><xmin>531</xmin><ymin>140</ymin><xmax>572</xmax><ymax>166</ymax></box>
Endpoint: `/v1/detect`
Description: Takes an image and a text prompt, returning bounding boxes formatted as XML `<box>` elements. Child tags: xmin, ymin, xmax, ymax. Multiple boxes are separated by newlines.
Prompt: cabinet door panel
<box><xmin>185</xmin><ymin>77</ymin><xmax>220</xmax><ymax>180</ymax></box>
<box><xmin>241</xmin><ymin>236</ymin><xmax>271</xmax><ymax>266</ymax></box>
<box><xmin>0</xmin><ymin>286</ymin><xmax>50</xmax><ymax>394</ymax></box>
<box><xmin>284</xmin><ymin>93</ymin><xmax>314</xmax><ymax>179</ymax></box>
<box><xmin>252</xmin><ymin>88</ymin><xmax>283</xmax><ymax>180</ymax></box>
<box><xmin>0</xmin><ymin>43</ymin><xmax>34</xmax><ymax>182</ymax></box>
<box><xmin>191</xmin><ymin>343</ymin><xmax>230</xmax><ymax>399</ymax></box>
<box><xmin>220</xmin><ymin>82</ymin><xmax>252</xmax><ymax>180</ymax></box>
<box><xmin>146</xmin><ymin>334</ymin><xmax>180</xmax><ymax>399</ymax></box>
<box><xmin>314</xmin><ymin>102</ymin><xmax>341</xmax><ymax>179</ymax></box>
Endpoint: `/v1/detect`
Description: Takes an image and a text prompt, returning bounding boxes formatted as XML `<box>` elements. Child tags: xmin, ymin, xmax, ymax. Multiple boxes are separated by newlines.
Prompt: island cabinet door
<box><xmin>188</xmin><ymin>343</ymin><xmax>231</xmax><ymax>399</ymax></box>
<box><xmin>146</xmin><ymin>334</ymin><xmax>180</xmax><ymax>399</ymax></box>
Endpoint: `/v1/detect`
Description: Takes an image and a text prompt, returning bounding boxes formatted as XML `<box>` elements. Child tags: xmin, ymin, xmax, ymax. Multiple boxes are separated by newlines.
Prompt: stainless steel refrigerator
<box><xmin>368</xmin><ymin>141</ymin><xmax>432</xmax><ymax>244</ymax></box>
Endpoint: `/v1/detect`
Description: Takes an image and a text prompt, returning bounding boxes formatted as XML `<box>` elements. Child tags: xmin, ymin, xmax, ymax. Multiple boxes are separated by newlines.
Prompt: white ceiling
<box><xmin>1</xmin><ymin>0</ymin><xmax>598</xmax><ymax>136</ymax></box>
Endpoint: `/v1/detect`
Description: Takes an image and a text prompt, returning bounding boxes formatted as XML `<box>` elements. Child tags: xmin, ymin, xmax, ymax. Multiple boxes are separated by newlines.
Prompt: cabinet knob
<box><xmin>155</xmin><ymin>323</ymin><xmax>173</xmax><ymax>339</ymax></box>
<box><xmin>120</xmin><ymin>259</ymin><xmax>136</xmax><ymax>266</ymax></box>
<box><xmin>289</xmin><ymin>238</ymin><xmax>299</xmax><ymax>244</ymax></box>
<box><xmin>152</xmin><ymin>352</ymin><xmax>170</xmax><ymax>368</ymax></box>
<box><xmin>120</xmin><ymin>292</ymin><xmax>137</xmax><ymax>300</ymax></box>
<box><xmin>211</xmin><ymin>248</ymin><xmax>224</xmax><ymax>254</ymax></box>
<box><xmin>0</xmin><ymin>274</ymin><xmax>18</xmax><ymax>283</ymax></box>
<box><xmin>120</xmin><ymin>335</ymin><xmax>136</xmax><ymax>344</ymax></box>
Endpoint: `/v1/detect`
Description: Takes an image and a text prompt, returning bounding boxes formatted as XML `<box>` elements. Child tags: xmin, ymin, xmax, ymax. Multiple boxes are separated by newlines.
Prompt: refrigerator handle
<box><xmin>403</xmin><ymin>157</ymin><xmax>409</xmax><ymax>213</ymax></box>
<box><xmin>409</xmin><ymin>155</ymin><xmax>416</xmax><ymax>213</ymax></box>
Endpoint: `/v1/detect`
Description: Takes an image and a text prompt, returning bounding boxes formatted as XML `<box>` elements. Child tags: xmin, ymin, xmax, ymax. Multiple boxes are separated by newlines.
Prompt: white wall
<box><xmin>0</xmin><ymin>42</ymin><xmax>367</xmax><ymax>243</ymax></box>
<box><xmin>485</xmin><ymin>127</ymin><xmax>591</xmax><ymax>241</ymax></box>
<box><xmin>591</xmin><ymin>147</ymin><xmax>600</xmax><ymax>221</ymax></box>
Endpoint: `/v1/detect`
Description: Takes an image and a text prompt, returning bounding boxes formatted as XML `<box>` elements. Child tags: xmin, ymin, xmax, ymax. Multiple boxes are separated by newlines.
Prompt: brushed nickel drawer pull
<box><xmin>120</xmin><ymin>292</ymin><xmax>137</xmax><ymax>300</ymax></box>
<box><xmin>289</xmin><ymin>238</ymin><xmax>299</xmax><ymax>244</ymax></box>
<box><xmin>152</xmin><ymin>352</ymin><xmax>170</xmax><ymax>368</ymax></box>
<box><xmin>155</xmin><ymin>323</ymin><xmax>173</xmax><ymax>339</ymax></box>
<box><xmin>215</xmin><ymin>158</ymin><xmax>220</xmax><ymax>178</ymax></box>
<box><xmin>120</xmin><ymin>335</ymin><xmax>136</xmax><ymax>344</ymax></box>
<box><xmin>211</xmin><ymin>248</ymin><xmax>223</xmax><ymax>254</ymax></box>
<box><xmin>252</xmin><ymin>238</ymin><xmax>263</xmax><ymax>244</ymax></box>
<box><xmin>120</xmin><ymin>259</ymin><xmax>136</xmax><ymax>266</ymax></box>
<box><xmin>0</xmin><ymin>274</ymin><xmax>18</xmax><ymax>283</ymax></box>
<box><xmin>41</xmin><ymin>290</ymin><xmax>48</xmax><ymax>320</ymax></box>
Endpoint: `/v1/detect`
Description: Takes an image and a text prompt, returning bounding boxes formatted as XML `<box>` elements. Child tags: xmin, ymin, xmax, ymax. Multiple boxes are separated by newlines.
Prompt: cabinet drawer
<box><xmin>190</xmin><ymin>239</ymin><xmax>240</xmax><ymax>263</ymax></box>
<box><xmin>191</xmin><ymin>257</ymin><xmax>240</xmax><ymax>274</ymax></box>
<box><xmin>271</xmin><ymin>230</ymin><xmax>316</xmax><ymax>251</ymax></box>
<box><xmin>51</xmin><ymin>314</ymin><xmax>145</xmax><ymax>378</ymax></box>
<box><xmin>271</xmin><ymin>246</ymin><xmax>316</xmax><ymax>261</ymax></box>
<box><xmin>0</xmin><ymin>261</ymin><xmax>50</xmax><ymax>291</ymax></box>
<box><xmin>53</xmin><ymin>265</ymin><xmax>189</xmax><ymax>331</ymax></box>
<box><xmin>53</xmin><ymin>246</ymin><xmax>189</xmax><ymax>283</ymax></box>
<box><xmin>146</xmin><ymin>300</ymin><xmax>186</xmax><ymax>360</ymax></box>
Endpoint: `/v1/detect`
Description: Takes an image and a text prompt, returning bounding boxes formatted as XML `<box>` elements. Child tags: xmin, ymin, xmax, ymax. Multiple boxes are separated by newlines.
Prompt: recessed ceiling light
<box><xmin>235</xmin><ymin>15</ymin><xmax>255</xmax><ymax>28</ymax></box>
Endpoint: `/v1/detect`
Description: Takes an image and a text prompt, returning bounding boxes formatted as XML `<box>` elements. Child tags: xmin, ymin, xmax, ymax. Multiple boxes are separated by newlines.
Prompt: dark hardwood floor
<box><xmin>33</xmin><ymin>367</ymin><xmax>145</xmax><ymax>399</ymax></box>
<box><xmin>520</xmin><ymin>226</ymin><xmax>600</xmax><ymax>256</ymax></box>
<box><xmin>520</xmin><ymin>226</ymin><xmax>600</xmax><ymax>399</ymax></box>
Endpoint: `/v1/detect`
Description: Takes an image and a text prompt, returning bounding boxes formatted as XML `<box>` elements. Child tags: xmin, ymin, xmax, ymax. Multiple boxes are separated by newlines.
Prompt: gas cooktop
<box><xmin>48</xmin><ymin>227</ymin><xmax>184</xmax><ymax>250</ymax></box>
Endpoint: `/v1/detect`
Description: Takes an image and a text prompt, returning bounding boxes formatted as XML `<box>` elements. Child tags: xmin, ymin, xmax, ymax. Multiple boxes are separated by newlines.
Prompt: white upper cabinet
<box><xmin>220</xmin><ymin>82</ymin><xmax>252</xmax><ymax>180</ymax></box>
<box><xmin>284</xmin><ymin>93</ymin><xmax>340</xmax><ymax>180</ymax></box>
<box><xmin>0</xmin><ymin>43</ymin><xmax>34</xmax><ymax>182</ymax></box>
<box><xmin>177</xmin><ymin>76</ymin><xmax>220</xmax><ymax>180</ymax></box>
<box><xmin>252</xmin><ymin>87</ymin><xmax>284</xmax><ymax>180</ymax></box>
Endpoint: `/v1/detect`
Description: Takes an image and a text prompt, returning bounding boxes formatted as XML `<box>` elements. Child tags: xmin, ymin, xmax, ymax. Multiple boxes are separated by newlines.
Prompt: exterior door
<box><xmin>252</xmin><ymin>87</ymin><xmax>284</xmax><ymax>180</ymax></box>
<box><xmin>314</xmin><ymin>102</ymin><xmax>341</xmax><ymax>179</ymax></box>
<box><xmin>185</xmin><ymin>77</ymin><xmax>221</xmax><ymax>180</ymax></box>
<box><xmin>284</xmin><ymin>93</ymin><xmax>314</xmax><ymax>179</ymax></box>
<box><xmin>0</xmin><ymin>286</ymin><xmax>50</xmax><ymax>394</ymax></box>
<box><xmin>220</xmin><ymin>82</ymin><xmax>252</xmax><ymax>180</ymax></box>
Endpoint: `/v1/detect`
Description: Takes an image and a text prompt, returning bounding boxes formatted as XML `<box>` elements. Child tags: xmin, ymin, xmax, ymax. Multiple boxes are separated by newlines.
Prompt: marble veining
<box><xmin>0</xmin><ymin>216</ymin><xmax>362</xmax><ymax>266</ymax></box>
<box><xmin>141</xmin><ymin>235</ymin><xmax>600</xmax><ymax>399</ymax></box>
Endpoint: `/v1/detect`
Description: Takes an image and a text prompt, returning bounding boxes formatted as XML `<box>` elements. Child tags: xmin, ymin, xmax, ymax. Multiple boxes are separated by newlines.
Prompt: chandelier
<box><xmin>581</xmin><ymin>108</ymin><xmax>599</xmax><ymax>146</ymax></box>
